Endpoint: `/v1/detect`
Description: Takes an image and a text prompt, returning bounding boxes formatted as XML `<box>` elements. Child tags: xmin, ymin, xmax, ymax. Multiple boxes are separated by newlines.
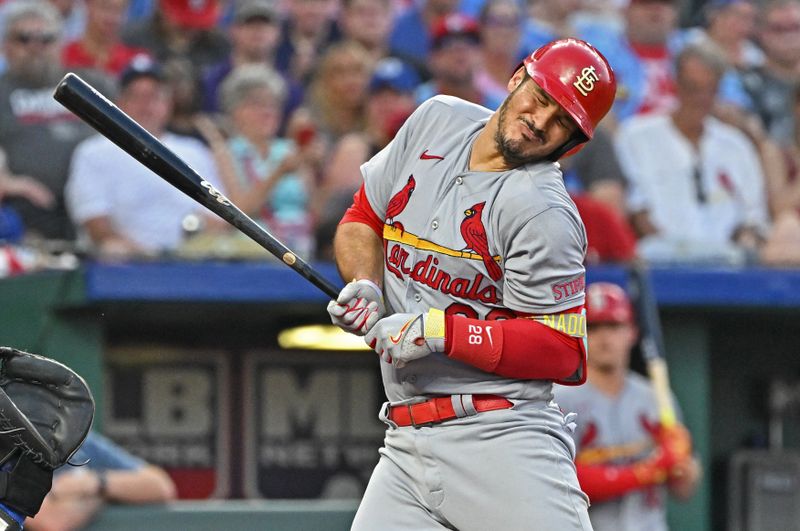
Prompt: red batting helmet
<box><xmin>585</xmin><ymin>282</ymin><xmax>633</xmax><ymax>324</ymax></box>
<box><xmin>522</xmin><ymin>38</ymin><xmax>616</xmax><ymax>157</ymax></box>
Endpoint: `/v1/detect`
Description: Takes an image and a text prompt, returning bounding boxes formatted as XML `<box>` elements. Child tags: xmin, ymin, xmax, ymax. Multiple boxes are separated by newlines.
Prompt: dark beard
<box><xmin>12</xmin><ymin>59</ymin><xmax>61</xmax><ymax>87</ymax></box>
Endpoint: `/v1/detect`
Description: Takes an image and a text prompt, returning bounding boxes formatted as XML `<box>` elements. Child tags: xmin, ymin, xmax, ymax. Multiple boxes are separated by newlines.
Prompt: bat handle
<box><xmin>648</xmin><ymin>357</ymin><xmax>677</xmax><ymax>428</ymax></box>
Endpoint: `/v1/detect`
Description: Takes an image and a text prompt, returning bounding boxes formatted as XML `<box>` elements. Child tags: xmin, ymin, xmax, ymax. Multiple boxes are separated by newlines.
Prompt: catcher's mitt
<box><xmin>0</xmin><ymin>347</ymin><xmax>95</xmax><ymax>516</ymax></box>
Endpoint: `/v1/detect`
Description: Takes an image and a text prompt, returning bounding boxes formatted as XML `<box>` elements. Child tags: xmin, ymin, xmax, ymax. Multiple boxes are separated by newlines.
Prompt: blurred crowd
<box><xmin>1</xmin><ymin>0</ymin><xmax>800</xmax><ymax>274</ymax></box>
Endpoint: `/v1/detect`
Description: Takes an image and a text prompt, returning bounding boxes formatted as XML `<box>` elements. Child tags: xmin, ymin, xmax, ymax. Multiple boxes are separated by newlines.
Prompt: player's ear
<box><xmin>507</xmin><ymin>67</ymin><xmax>526</xmax><ymax>92</ymax></box>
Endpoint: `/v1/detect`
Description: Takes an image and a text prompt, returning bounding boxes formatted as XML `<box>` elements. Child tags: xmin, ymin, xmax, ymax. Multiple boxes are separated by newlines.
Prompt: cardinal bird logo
<box><xmin>460</xmin><ymin>202</ymin><xmax>502</xmax><ymax>281</ymax></box>
<box><xmin>385</xmin><ymin>175</ymin><xmax>416</xmax><ymax>229</ymax></box>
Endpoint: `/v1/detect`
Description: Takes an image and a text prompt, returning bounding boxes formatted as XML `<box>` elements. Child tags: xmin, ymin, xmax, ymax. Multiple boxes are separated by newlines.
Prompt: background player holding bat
<box><xmin>327</xmin><ymin>38</ymin><xmax>614</xmax><ymax>530</ymax></box>
<box><xmin>553</xmin><ymin>282</ymin><xmax>701</xmax><ymax>531</ymax></box>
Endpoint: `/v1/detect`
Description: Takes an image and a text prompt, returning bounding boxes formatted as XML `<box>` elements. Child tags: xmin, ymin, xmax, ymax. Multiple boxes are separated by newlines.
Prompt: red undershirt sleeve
<box><xmin>443</xmin><ymin>306</ymin><xmax>586</xmax><ymax>385</ymax></box>
<box><xmin>576</xmin><ymin>462</ymin><xmax>652</xmax><ymax>504</ymax></box>
<box><xmin>340</xmin><ymin>183</ymin><xmax>383</xmax><ymax>237</ymax></box>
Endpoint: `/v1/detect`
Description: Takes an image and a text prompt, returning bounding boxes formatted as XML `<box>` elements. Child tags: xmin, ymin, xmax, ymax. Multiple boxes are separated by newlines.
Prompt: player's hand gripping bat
<box><xmin>628</xmin><ymin>261</ymin><xmax>676</xmax><ymax>428</ymax></box>
<box><xmin>53</xmin><ymin>73</ymin><xmax>339</xmax><ymax>299</ymax></box>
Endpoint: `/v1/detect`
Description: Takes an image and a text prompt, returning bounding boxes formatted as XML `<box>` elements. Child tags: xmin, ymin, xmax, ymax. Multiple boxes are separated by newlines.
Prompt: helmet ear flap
<box><xmin>547</xmin><ymin>131</ymin><xmax>589</xmax><ymax>161</ymax></box>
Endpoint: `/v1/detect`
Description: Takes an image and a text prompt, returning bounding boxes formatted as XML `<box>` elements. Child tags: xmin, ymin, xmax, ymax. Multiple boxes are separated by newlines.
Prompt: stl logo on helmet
<box><xmin>573</xmin><ymin>66</ymin><xmax>600</xmax><ymax>97</ymax></box>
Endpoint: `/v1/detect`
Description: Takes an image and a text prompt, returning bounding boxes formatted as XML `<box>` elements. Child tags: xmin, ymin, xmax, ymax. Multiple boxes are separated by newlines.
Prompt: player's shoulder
<box><xmin>418</xmin><ymin>94</ymin><xmax>493</xmax><ymax>124</ymax></box>
<box><xmin>497</xmin><ymin>163</ymin><xmax>579</xmax><ymax>222</ymax></box>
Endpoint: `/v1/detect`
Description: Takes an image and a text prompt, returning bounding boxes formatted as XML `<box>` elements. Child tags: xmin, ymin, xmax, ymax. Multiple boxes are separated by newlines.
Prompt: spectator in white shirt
<box><xmin>66</xmin><ymin>55</ymin><xmax>225</xmax><ymax>259</ymax></box>
<box><xmin>616</xmin><ymin>40</ymin><xmax>769</xmax><ymax>263</ymax></box>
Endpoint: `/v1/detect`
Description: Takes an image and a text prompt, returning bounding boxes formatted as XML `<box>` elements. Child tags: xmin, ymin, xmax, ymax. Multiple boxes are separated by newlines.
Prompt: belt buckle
<box><xmin>408</xmin><ymin>404</ymin><xmax>422</xmax><ymax>428</ymax></box>
<box><xmin>407</xmin><ymin>401</ymin><xmax>439</xmax><ymax>428</ymax></box>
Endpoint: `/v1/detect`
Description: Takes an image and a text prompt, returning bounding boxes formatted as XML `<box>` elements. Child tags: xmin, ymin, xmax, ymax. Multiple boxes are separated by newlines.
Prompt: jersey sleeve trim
<box><xmin>339</xmin><ymin>183</ymin><xmax>384</xmax><ymax>238</ymax></box>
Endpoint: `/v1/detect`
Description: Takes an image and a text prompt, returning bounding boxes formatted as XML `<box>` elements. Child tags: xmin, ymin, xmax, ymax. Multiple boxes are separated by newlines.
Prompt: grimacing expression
<box><xmin>494</xmin><ymin>73</ymin><xmax>579</xmax><ymax>166</ymax></box>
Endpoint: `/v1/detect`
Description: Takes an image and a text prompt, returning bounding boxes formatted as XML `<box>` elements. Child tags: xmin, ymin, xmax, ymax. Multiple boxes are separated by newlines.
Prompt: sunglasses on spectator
<box><xmin>9</xmin><ymin>31</ymin><xmax>57</xmax><ymax>45</ymax></box>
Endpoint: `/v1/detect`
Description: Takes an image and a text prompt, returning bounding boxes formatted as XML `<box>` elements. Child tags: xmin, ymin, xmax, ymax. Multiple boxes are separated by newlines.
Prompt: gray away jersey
<box><xmin>553</xmin><ymin>373</ymin><xmax>684</xmax><ymax>531</ymax></box>
<box><xmin>361</xmin><ymin>95</ymin><xmax>588</xmax><ymax>403</ymax></box>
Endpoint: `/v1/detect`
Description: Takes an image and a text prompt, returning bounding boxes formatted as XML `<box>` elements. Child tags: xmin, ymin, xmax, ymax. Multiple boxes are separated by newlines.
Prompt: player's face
<box><xmin>587</xmin><ymin>322</ymin><xmax>637</xmax><ymax>373</ymax></box>
<box><xmin>494</xmin><ymin>73</ymin><xmax>579</xmax><ymax>165</ymax></box>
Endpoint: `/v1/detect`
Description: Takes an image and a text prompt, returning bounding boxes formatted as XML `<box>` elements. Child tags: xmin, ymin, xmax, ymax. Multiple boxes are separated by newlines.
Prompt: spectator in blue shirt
<box><xmin>388</xmin><ymin>0</ymin><xmax>459</xmax><ymax>79</ymax></box>
<box><xmin>26</xmin><ymin>432</ymin><xmax>176</xmax><ymax>531</ymax></box>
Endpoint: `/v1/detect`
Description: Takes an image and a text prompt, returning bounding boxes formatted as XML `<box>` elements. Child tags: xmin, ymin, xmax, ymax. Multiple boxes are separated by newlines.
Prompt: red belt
<box><xmin>388</xmin><ymin>394</ymin><xmax>513</xmax><ymax>428</ymax></box>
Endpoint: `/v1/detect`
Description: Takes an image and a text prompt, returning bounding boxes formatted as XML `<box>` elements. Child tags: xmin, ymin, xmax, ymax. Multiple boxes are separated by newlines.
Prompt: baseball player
<box><xmin>327</xmin><ymin>39</ymin><xmax>616</xmax><ymax>530</ymax></box>
<box><xmin>553</xmin><ymin>283</ymin><xmax>702</xmax><ymax>531</ymax></box>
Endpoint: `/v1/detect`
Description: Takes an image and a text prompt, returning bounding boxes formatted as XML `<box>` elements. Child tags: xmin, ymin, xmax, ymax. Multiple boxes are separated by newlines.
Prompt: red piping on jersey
<box><xmin>445</xmin><ymin>306</ymin><xmax>586</xmax><ymax>385</ymax></box>
<box><xmin>340</xmin><ymin>183</ymin><xmax>383</xmax><ymax>237</ymax></box>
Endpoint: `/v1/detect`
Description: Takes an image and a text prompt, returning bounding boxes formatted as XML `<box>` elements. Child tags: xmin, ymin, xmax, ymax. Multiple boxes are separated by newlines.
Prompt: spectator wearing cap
<box><xmin>387</xmin><ymin>0</ymin><xmax>459</xmax><ymax>77</ymax></box>
<box><xmin>339</xmin><ymin>0</ymin><xmax>394</xmax><ymax>64</ymax></box>
<box><xmin>414</xmin><ymin>14</ymin><xmax>490</xmax><ymax>108</ymax></box>
<box><xmin>474</xmin><ymin>0</ymin><xmax>526</xmax><ymax>111</ymax></box>
<box><xmin>0</xmin><ymin>0</ymin><xmax>106</xmax><ymax>242</ymax></box>
<box><xmin>66</xmin><ymin>56</ymin><xmax>225</xmax><ymax>259</ymax></box>
<box><xmin>62</xmin><ymin>0</ymin><xmax>151</xmax><ymax>76</ymax></box>
<box><xmin>274</xmin><ymin>0</ymin><xmax>342</xmax><ymax>86</ymax></box>
<box><xmin>121</xmin><ymin>0</ymin><xmax>230</xmax><ymax>79</ymax></box>
<box><xmin>314</xmin><ymin>56</ymin><xmax>420</xmax><ymax>260</ymax></box>
<box><xmin>201</xmin><ymin>0</ymin><xmax>303</xmax><ymax>132</ymax></box>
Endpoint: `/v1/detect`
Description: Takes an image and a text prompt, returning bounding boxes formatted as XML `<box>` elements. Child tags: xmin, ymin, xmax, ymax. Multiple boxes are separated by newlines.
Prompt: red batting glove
<box><xmin>656</xmin><ymin>423</ymin><xmax>693</xmax><ymax>462</ymax></box>
<box><xmin>632</xmin><ymin>443</ymin><xmax>679</xmax><ymax>486</ymax></box>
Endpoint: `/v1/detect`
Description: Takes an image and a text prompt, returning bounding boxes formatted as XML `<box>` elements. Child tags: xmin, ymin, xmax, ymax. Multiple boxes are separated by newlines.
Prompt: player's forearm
<box><xmin>102</xmin><ymin>466</ymin><xmax>177</xmax><ymax>503</ymax></box>
<box><xmin>333</xmin><ymin>222</ymin><xmax>384</xmax><ymax>286</ymax></box>
<box><xmin>444</xmin><ymin>310</ymin><xmax>586</xmax><ymax>383</ymax></box>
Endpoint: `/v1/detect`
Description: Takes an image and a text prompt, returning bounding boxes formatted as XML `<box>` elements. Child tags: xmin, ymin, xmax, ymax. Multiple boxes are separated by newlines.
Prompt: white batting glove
<box><xmin>327</xmin><ymin>279</ymin><xmax>385</xmax><ymax>336</ymax></box>
<box><xmin>365</xmin><ymin>309</ymin><xmax>446</xmax><ymax>368</ymax></box>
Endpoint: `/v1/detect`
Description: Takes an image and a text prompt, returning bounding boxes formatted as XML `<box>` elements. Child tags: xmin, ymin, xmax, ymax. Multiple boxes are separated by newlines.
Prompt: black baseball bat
<box><xmin>628</xmin><ymin>260</ymin><xmax>676</xmax><ymax>427</ymax></box>
<box><xmin>53</xmin><ymin>73</ymin><xmax>339</xmax><ymax>299</ymax></box>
